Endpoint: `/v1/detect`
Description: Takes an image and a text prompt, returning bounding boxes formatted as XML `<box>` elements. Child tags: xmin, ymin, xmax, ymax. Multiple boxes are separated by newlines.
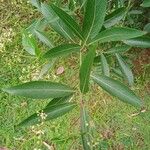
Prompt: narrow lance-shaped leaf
<box><xmin>82</xmin><ymin>0</ymin><xmax>107</xmax><ymax>41</ymax></box>
<box><xmin>101</xmin><ymin>54</ymin><xmax>110</xmax><ymax>76</ymax></box>
<box><xmin>81</xmin><ymin>106</ymin><xmax>91</xmax><ymax>150</ymax></box>
<box><xmin>43</xmin><ymin>44</ymin><xmax>81</xmax><ymax>59</ymax></box>
<box><xmin>80</xmin><ymin>45</ymin><xmax>96</xmax><ymax>94</ymax></box>
<box><xmin>144</xmin><ymin>23</ymin><xmax>150</xmax><ymax>33</ymax></box>
<box><xmin>26</xmin><ymin>18</ymin><xmax>48</xmax><ymax>35</ymax></box>
<box><xmin>41</xmin><ymin>3</ymin><xmax>75</xmax><ymax>42</ymax></box>
<box><xmin>141</xmin><ymin>0</ymin><xmax>150</xmax><ymax>7</ymax></box>
<box><xmin>35</xmin><ymin>30</ymin><xmax>54</xmax><ymax>48</ymax></box>
<box><xmin>123</xmin><ymin>36</ymin><xmax>150</xmax><ymax>48</ymax></box>
<box><xmin>115</xmin><ymin>54</ymin><xmax>134</xmax><ymax>86</ymax></box>
<box><xmin>91</xmin><ymin>75</ymin><xmax>142</xmax><ymax>107</ymax></box>
<box><xmin>104</xmin><ymin>7</ymin><xmax>126</xmax><ymax>28</ymax></box>
<box><xmin>90</xmin><ymin>27</ymin><xmax>146</xmax><ymax>45</ymax></box>
<box><xmin>18</xmin><ymin>103</ymin><xmax>76</xmax><ymax>127</ymax></box>
<box><xmin>2</xmin><ymin>81</ymin><xmax>74</xmax><ymax>99</ymax></box>
<box><xmin>112</xmin><ymin>67</ymin><xmax>124</xmax><ymax>78</ymax></box>
<box><xmin>38</xmin><ymin>60</ymin><xmax>55</xmax><ymax>80</ymax></box>
<box><xmin>105</xmin><ymin>45</ymin><xmax>131</xmax><ymax>54</ymax></box>
<box><xmin>22</xmin><ymin>31</ymin><xmax>40</xmax><ymax>56</ymax></box>
<box><xmin>50</xmin><ymin>4</ymin><xmax>83</xmax><ymax>40</ymax></box>
<box><xmin>45</xmin><ymin>95</ymin><xmax>72</xmax><ymax>108</ymax></box>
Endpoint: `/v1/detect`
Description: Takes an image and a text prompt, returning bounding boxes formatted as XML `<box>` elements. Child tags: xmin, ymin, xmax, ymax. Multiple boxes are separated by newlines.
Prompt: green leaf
<box><xmin>35</xmin><ymin>30</ymin><xmax>54</xmax><ymax>48</ymax></box>
<box><xmin>38</xmin><ymin>60</ymin><xmax>55</xmax><ymax>80</ymax></box>
<box><xmin>123</xmin><ymin>36</ymin><xmax>150</xmax><ymax>48</ymax></box>
<box><xmin>91</xmin><ymin>75</ymin><xmax>142</xmax><ymax>107</ymax></box>
<box><xmin>46</xmin><ymin>95</ymin><xmax>72</xmax><ymax>108</ymax></box>
<box><xmin>105</xmin><ymin>45</ymin><xmax>131</xmax><ymax>54</ymax></box>
<box><xmin>141</xmin><ymin>0</ymin><xmax>150</xmax><ymax>7</ymax></box>
<box><xmin>80</xmin><ymin>45</ymin><xmax>96</xmax><ymax>94</ymax></box>
<box><xmin>41</xmin><ymin>3</ymin><xmax>75</xmax><ymax>42</ymax></box>
<box><xmin>82</xmin><ymin>0</ymin><xmax>107</xmax><ymax>41</ymax></box>
<box><xmin>129</xmin><ymin>9</ymin><xmax>143</xmax><ymax>15</ymax></box>
<box><xmin>101</xmin><ymin>54</ymin><xmax>110</xmax><ymax>76</ymax></box>
<box><xmin>90</xmin><ymin>27</ymin><xmax>146</xmax><ymax>45</ymax></box>
<box><xmin>104</xmin><ymin>7</ymin><xmax>126</xmax><ymax>28</ymax></box>
<box><xmin>22</xmin><ymin>31</ymin><xmax>40</xmax><ymax>56</ymax></box>
<box><xmin>50</xmin><ymin>4</ymin><xmax>83</xmax><ymax>40</ymax></box>
<box><xmin>112</xmin><ymin>67</ymin><xmax>124</xmax><ymax>78</ymax></box>
<box><xmin>116</xmin><ymin>54</ymin><xmax>134</xmax><ymax>86</ymax></box>
<box><xmin>2</xmin><ymin>81</ymin><xmax>74</xmax><ymax>99</ymax></box>
<box><xmin>26</xmin><ymin>18</ymin><xmax>48</xmax><ymax>34</ymax></box>
<box><xmin>18</xmin><ymin>103</ymin><xmax>76</xmax><ymax>127</ymax></box>
<box><xmin>81</xmin><ymin>106</ymin><xmax>91</xmax><ymax>150</ymax></box>
<box><xmin>69</xmin><ymin>0</ymin><xmax>75</xmax><ymax>10</ymax></box>
<box><xmin>43</xmin><ymin>44</ymin><xmax>80</xmax><ymax>59</ymax></box>
<box><xmin>144</xmin><ymin>23</ymin><xmax>150</xmax><ymax>33</ymax></box>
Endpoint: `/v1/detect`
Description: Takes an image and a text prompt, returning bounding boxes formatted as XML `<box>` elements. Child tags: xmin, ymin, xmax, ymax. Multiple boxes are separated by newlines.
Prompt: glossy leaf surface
<box><xmin>22</xmin><ymin>32</ymin><xmax>39</xmax><ymax>56</ymax></box>
<box><xmin>80</xmin><ymin>45</ymin><xmax>96</xmax><ymax>93</ymax></box>
<box><xmin>105</xmin><ymin>45</ymin><xmax>131</xmax><ymax>54</ymax></box>
<box><xmin>90</xmin><ymin>27</ymin><xmax>146</xmax><ymax>45</ymax></box>
<box><xmin>35</xmin><ymin>30</ymin><xmax>54</xmax><ymax>48</ymax></box>
<box><xmin>82</xmin><ymin>0</ymin><xmax>107</xmax><ymax>41</ymax></box>
<box><xmin>101</xmin><ymin>54</ymin><xmax>110</xmax><ymax>76</ymax></box>
<box><xmin>116</xmin><ymin>54</ymin><xmax>134</xmax><ymax>86</ymax></box>
<box><xmin>104</xmin><ymin>7</ymin><xmax>126</xmax><ymax>28</ymax></box>
<box><xmin>81</xmin><ymin>106</ymin><xmax>91</xmax><ymax>150</ymax></box>
<box><xmin>41</xmin><ymin>3</ymin><xmax>75</xmax><ymax>41</ymax></box>
<box><xmin>141</xmin><ymin>0</ymin><xmax>150</xmax><ymax>7</ymax></box>
<box><xmin>43</xmin><ymin>44</ymin><xmax>80</xmax><ymax>59</ymax></box>
<box><xmin>46</xmin><ymin>95</ymin><xmax>72</xmax><ymax>108</ymax></box>
<box><xmin>91</xmin><ymin>75</ymin><xmax>142</xmax><ymax>107</ymax></box>
<box><xmin>123</xmin><ymin>36</ymin><xmax>150</xmax><ymax>48</ymax></box>
<box><xmin>144</xmin><ymin>23</ymin><xmax>150</xmax><ymax>33</ymax></box>
<box><xmin>18</xmin><ymin>103</ymin><xmax>76</xmax><ymax>127</ymax></box>
<box><xmin>51</xmin><ymin>4</ymin><xmax>83</xmax><ymax>40</ymax></box>
<box><xmin>3</xmin><ymin>81</ymin><xmax>74</xmax><ymax>99</ymax></box>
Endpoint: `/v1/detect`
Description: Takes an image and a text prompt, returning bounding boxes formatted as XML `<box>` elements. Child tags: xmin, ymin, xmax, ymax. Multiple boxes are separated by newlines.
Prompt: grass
<box><xmin>0</xmin><ymin>1</ymin><xmax>150</xmax><ymax>150</ymax></box>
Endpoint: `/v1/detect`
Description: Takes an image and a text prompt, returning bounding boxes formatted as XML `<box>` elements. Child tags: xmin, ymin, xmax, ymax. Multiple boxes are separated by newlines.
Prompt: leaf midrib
<box><xmin>91</xmin><ymin>75</ymin><xmax>139</xmax><ymax>104</ymax></box>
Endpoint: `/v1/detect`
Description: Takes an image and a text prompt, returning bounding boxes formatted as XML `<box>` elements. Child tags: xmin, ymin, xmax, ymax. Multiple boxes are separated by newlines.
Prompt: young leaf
<box><xmin>104</xmin><ymin>7</ymin><xmax>126</xmax><ymax>28</ymax></box>
<box><xmin>91</xmin><ymin>75</ymin><xmax>142</xmax><ymax>107</ymax></box>
<box><xmin>105</xmin><ymin>45</ymin><xmax>131</xmax><ymax>54</ymax></box>
<box><xmin>123</xmin><ymin>36</ymin><xmax>150</xmax><ymax>48</ymax></box>
<box><xmin>35</xmin><ymin>30</ymin><xmax>54</xmax><ymax>48</ymax></box>
<box><xmin>101</xmin><ymin>54</ymin><xmax>110</xmax><ymax>76</ymax></box>
<box><xmin>50</xmin><ymin>4</ymin><xmax>83</xmax><ymax>40</ymax></box>
<box><xmin>80</xmin><ymin>45</ymin><xmax>96</xmax><ymax>94</ymax></box>
<box><xmin>115</xmin><ymin>54</ymin><xmax>134</xmax><ymax>86</ymax></box>
<box><xmin>141</xmin><ymin>0</ymin><xmax>150</xmax><ymax>7</ymax></box>
<box><xmin>2</xmin><ymin>81</ymin><xmax>74</xmax><ymax>99</ymax></box>
<box><xmin>90</xmin><ymin>27</ymin><xmax>146</xmax><ymax>45</ymax></box>
<box><xmin>82</xmin><ymin>0</ymin><xmax>107</xmax><ymax>41</ymax></box>
<box><xmin>22</xmin><ymin>31</ymin><xmax>40</xmax><ymax>56</ymax></box>
<box><xmin>18</xmin><ymin>103</ymin><xmax>76</xmax><ymax>127</ymax></box>
<box><xmin>46</xmin><ymin>95</ymin><xmax>72</xmax><ymax>108</ymax></box>
<box><xmin>43</xmin><ymin>44</ymin><xmax>81</xmax><ymax>59</ymax></box>
<box><xmin>41</xmin><ymin>3</ymin><xmax>75</xmax><ymax>42</ymax></box>
<box><xmin>81</xmin><ymin>106</ymin><xmax>91</xmax><ymax>150</ymax></box>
